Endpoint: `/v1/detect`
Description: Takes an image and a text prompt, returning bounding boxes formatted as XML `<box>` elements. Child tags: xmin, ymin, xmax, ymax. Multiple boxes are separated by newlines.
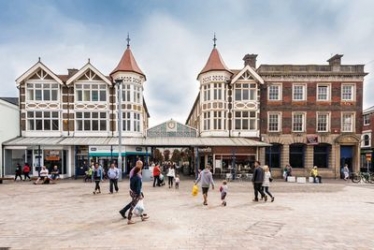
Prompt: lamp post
<box><xmin>115</xmin><ymin>79</ymin><xmax>123</xmax><ymax>180</ymax></box>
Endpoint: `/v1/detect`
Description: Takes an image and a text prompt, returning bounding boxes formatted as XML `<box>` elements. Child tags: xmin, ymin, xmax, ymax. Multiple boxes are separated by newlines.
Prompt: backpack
<box><xmin>23</xmin><ymin>165</ymin><xmax>30</xmax><ymax>173</ymax></box>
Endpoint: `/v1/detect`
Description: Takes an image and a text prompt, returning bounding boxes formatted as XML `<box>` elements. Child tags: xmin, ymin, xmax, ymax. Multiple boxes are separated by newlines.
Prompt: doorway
<box><xmin>340</xmin><ymin>146</ymin><xmax>353</xmax><ymax>178</ymax></box>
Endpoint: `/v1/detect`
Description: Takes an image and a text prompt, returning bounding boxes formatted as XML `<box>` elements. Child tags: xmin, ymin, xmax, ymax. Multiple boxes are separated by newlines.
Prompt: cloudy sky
<box><xmin>0</xmin><ymin>0</ymin><xmax>373</xmax><ymax>128</ymax></box>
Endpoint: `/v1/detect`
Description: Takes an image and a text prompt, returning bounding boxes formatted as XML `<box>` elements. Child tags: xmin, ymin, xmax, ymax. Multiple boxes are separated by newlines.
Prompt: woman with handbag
<box><xmin>262</xmin><ymin>165</ymin><xmax>274</xmax><ymax>202</ymax></box>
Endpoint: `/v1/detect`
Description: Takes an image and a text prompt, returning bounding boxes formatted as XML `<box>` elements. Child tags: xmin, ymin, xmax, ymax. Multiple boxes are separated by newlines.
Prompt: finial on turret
<box><xmin>213</xmin><ymin>33</ymin><xmax>217</xmax><ymax>48</ymax></box>
<box><xmin>38</xmin><ymin>57</ymin><xmax>41</xmax><ymax>62</ymax></box>
<box><xmin>88</xmin><ymin>58</ymin><xmax>90</xmax><ymax>63</ymax></box>
<box><xmin>126</xmin><ymin>33</ymin><xmax>131</xmax><ymax>48</ymax></box>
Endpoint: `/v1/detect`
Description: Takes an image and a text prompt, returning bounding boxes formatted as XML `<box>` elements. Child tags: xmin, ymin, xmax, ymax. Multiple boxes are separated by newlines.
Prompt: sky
<box><xmin>0</xmin><ymin>0</ymin><xmax>374</xmax><ymax>128</ymax></box>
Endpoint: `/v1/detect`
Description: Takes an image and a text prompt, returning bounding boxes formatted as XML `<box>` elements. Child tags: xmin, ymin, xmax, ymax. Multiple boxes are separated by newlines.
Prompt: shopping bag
<box><xmin>134</xmin><ymin>199</ymin><xmax>145</xmax><ymax>215</ymax></box>
<box><xmin>192</xmin><ymin>184</ymin><xmax>199</xmax><ymax>196</ymax></box>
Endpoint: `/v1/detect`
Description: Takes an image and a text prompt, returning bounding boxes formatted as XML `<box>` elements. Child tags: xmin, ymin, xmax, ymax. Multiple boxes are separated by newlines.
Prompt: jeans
<box><xmin>109</xmin><ymin>179</ymin><xmax>119</xmax><ymax>193</ymax></box>
<box><xmin>253</xmin><ymin>183</ymin><xmax>266</xmax><ymax>200</ymax></box>
<box><xmin>153</xmin><ymin>175</ymin><xmax>160</xmax><ymax>187</ymax></box>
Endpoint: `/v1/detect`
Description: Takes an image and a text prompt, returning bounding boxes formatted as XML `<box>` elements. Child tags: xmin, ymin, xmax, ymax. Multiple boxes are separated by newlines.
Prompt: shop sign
<box><xmin>136</xmin><ymin>147</ymin><xmax>143</xmax><ymax>152</ymax></box>
<box><xmin>306</xmin><ymin>134</ymin><xmax>318</xmax><ymax>145</ymax></box>
<box><xmin>198</xmin><ymin>147</ymin><xmax>212</xmax><ymax>153</ymax></box>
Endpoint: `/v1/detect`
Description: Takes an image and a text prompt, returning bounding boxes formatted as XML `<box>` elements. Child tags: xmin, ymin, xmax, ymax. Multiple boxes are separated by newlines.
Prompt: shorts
<box><xmin>221</xmin><ymin>192</ymin><xmax>227</xmax><ymax>200</ymax></box>
<box><xmin>202</xmin><ymin>187</ymin><xmax>209</xmax><ymax>194</ymax></box>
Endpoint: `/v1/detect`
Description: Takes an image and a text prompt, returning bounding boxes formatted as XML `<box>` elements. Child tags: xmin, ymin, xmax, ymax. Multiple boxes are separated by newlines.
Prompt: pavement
<box><xmin>0</xmin><ymin>177</ymin><xmax>373</xmax><ymax>250</ymax></box>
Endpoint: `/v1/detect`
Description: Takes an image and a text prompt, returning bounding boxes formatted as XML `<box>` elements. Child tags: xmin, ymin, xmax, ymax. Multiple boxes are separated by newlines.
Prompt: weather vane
<box><xmin>213</xmin><ymin>33</ymin><xmax>217</xmax><ymax>48</ymax></box>
<box><xmin>126</xmin><ymin>33</ymin><xmax>131</xmax><ymax>48</ymax></box>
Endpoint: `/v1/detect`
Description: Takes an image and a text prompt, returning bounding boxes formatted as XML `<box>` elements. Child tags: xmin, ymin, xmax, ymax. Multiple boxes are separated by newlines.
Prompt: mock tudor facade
<box><xmin>187</xmin><ymin>45</ymin><xmax>367</xmax><ymax>178</ymax></box>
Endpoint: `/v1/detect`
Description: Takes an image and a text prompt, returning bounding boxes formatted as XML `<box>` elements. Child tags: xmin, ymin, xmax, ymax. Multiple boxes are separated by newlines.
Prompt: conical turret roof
<box><xmin>197</xmin><ymin>47</ymin><xmax>232</xmax><ymax>79</ymax></box>
<box><xmin>110</xmin><ymin>46</ymin><xmax>146</xmax><ymax>79</ymax></box>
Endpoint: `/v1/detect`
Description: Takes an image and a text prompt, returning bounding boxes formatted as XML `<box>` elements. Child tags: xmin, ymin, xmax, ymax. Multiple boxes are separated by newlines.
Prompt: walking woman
<box><xmin>166</xmin><ymin>164</ymin><xmax>175</xmax><ymax>188</ymax></box>
<box><xmin>262</xmin><ymin>165</ymin><xmax>275</xmax><ymax>202</ymax></box>
<box><xmin>92</xmin><ymin>163</ymin><xmax>103</xmax><ymax>194</ymax></box>
<box><xmin>127</xmin><ymin>166</ymin><xmax>149</xmax><ymax>225</ymax></box>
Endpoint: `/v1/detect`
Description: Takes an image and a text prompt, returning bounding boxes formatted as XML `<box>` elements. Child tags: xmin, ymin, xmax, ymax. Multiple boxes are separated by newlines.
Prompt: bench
<box><xmin>287</xmin><ymin>176</ymin><xmax>296</xmax><ymax>182</ymax></box>
<box><xmin>297</xmin><ymin>177</ymin><xmax>306</xmax><ymax>183</ymax></box>
<box><xmin>0</xmin><ymin>177</ymin><xmax>14</xmax><ymax>184</ymax></box>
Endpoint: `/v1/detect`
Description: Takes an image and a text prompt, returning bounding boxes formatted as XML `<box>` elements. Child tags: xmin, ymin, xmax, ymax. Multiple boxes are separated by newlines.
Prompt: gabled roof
<box><xmin>110</xmin><ymin>46</ymin><xmax>146</xmax><ymax>79</ymax></box>
<box><xmin>66</xmin><ymin>62</ymin><xmax>112</xmax><ymax>86</ymax></box>
<box><xmin>0</xmin><ymin>97</ymin><xmax>18</xmax><ymax>106</ymax></box>
<box><xmin>197</xmin><ymin>47</ymin><xmax>233</xmax><ymax>79</ymax></box>
<box><xmin>16</xmin><ymin>60</ymin><xmax>64</xmax><ymax>87</ymax></box>
<box><xmin>230</xmin><ymin>65</ymin><xmax>264</xmax><ymax>84</ymax></box>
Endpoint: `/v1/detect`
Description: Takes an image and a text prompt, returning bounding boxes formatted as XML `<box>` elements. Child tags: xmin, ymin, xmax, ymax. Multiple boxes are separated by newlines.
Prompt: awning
<box><xmin>3</xmin><ymin>136</ymin><xmax>271</xmax><ymax>147</ymax></box>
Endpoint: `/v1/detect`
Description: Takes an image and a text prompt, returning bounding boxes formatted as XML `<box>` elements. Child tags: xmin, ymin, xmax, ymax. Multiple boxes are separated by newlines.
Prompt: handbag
<box><xmin>269</xmin><ymin>177</ymin><xmax>273</xmax><ymax>182</ymax></box>
<box><xmin>134</xmin><ymin>199</ymin><xmax>145</xmax><ymax>215</ymax></box>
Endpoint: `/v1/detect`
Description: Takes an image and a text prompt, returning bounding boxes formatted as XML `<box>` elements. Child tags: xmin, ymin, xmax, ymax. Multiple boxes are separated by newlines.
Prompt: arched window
<box><xmin>265</xmin><ymin>144</ymin><xmax>282</xmax><ymax>168</ymax></box>
<box><xmin>289</xmin><ymin>144</ymin><xmax>305</xmax><ymax>168</ymax></box>
<box><xmin>313</xmin><ymin>144</ymin><xmax>331</xmax><ymax>168</ymax></box>
<box><xmin>364</xmin><ymin>134</ymin><xmax>370</xmax><ymax>147</ymax></box>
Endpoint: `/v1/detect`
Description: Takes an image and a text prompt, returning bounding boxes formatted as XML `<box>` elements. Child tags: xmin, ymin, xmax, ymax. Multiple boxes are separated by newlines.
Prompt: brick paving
<box><xmin>0</xmin><ymin>178</ymin><xmax>373</xmax><ymax>249</ymax></box>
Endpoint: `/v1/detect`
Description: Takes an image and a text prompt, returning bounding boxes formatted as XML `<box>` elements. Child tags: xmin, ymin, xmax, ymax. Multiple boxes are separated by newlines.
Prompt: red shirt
<box><xmin>153</xmin><ymin>165</ymin><xmax>161</xmax><ymax>176</ymax></box>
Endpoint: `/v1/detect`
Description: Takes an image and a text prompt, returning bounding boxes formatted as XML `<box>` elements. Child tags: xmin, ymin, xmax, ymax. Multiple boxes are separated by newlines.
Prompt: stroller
<box><xmin>159</xmin><ymin>174</ymin><xmax>166</xmax><ymax>186</ymax></box>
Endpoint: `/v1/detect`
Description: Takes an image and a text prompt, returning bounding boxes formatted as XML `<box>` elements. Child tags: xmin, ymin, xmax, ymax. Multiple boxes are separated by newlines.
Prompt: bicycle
<box><xmin>351</xmin><ymin>172</ymin><xmax>374</xmax><ymax>184</ymax></box>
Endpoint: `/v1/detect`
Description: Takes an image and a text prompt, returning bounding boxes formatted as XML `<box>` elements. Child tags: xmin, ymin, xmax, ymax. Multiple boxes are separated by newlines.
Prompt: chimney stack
<box><xmin>67</xmin><ymin>68</ymin><xmax>79</xmax><ymax>76</ymax></box>
<box><xmin>243</xmin><ymin>54</ymin><xmax>258</xmax><ymax>69</ymax></box>
<box><xmin>327</xmin><ymin>54</ymin><xmax>343</xmax><ymax>72</ymax></box>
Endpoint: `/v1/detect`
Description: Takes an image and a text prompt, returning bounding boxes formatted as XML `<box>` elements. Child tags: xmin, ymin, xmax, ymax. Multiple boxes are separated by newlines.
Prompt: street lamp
<box><xmin>115</xmin><ymin>79</ymin><xmax>123</xmax><ymax>180</ymax></box>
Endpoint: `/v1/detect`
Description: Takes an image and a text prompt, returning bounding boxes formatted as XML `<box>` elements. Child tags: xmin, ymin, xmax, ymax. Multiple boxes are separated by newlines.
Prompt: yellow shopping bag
<box><xmin>192</xmin><ymin>184</ymin><xmax>199</xmax><ymax>196</ymax></box>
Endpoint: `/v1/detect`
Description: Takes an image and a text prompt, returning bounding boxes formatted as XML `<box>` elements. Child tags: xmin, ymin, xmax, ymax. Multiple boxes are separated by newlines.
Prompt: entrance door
<box><xmin>33</xmin><ymin>154</ymin><xmax>43</xmax><ymax>176</ymax></box>
<box><xmin>340</xmin><ymin>146</ymin><xmax>353</xmax><ymax>177</ymax></box>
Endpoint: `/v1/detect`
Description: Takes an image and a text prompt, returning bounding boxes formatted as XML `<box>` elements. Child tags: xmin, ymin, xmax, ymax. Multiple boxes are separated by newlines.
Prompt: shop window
<box><xmin>289</xmin><ymin>144</ymin><xmax>305</xmax><ymax>168</ymax></box>
<box><xmin>313</xmin><ymin>145</ymin><xmax>330</xmax><ymax>168</ymax></box>
<box><xmin>265</xmin><ymin>144</ymin><xmax>281</xmax><ymax>168</ymax></box>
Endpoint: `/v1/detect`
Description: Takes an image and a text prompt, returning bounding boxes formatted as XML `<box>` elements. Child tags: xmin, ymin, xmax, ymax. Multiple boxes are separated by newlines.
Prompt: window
<box><xmin>134</xmin><ymin>113</ymin><xmax>140</xmax><ymax>132</ymax></box>
<box><xmin>341</xmin><ymin>84</ymin><xmax>355</xmax><ymax>101</ymax></box>
<box><xmin>292</xmin><ymin>84</ymin><xmax>306</xmax><ymax>101</ymax></box>
<box><xmin>122</xmin><ymin>84</ymin><xmax>131</xmax><ymax>102</ymax></box>
<box><xmin>76</xmin><ymin>84</ymin><xmax>106</xmax><ymax>102</ymax></box>
<box><xmin>76</xmin><ymin>112</ymin><xmax>107</xmax><ymax>131</ymax></box>
<box><xmin>289</xmin><ymin>144</ymin><xmax>305</xmax><ymax>168</ymax></box>
<box><xmin>268</xmin><ymin>85</ymin><xmax>281</xmax><ymax>100</ymax></box>
<box><xmin>235</xmin><ymin>83</ymin><xmax>256</xmax><ymax>101</ymax></box>
<box><xmin>203</xmin><ymin>85</ymin><xmax>211</xmax><ymax>101</ymax></box>
<box><xmin>317</xmin><ymin>113</ymin><xmax>329</xmax><ymax>132</ymax></box>
<box><xmin>213</xmin><ymin>83</ymin><xmax>223</xmax><ymax>100</ymax></box>
<box><xmin>122</xmin><ymin>112</ymin><xmax>131</xmax><ymax>131</ymax></box>
<box><xmin>27</xmin><ymin>83</ymin><xmax>58</xmax><ymax>101</ymax></box>
<box><xmin>213</xmin><ymin>111</ymin><xmax>222</xmax><ymax>130</ymax></box>
<box><xmin>265</xmin><ymin>144</ymin><xmax>282</xmax><ymax>168</ymax></box>
<box><xmin>203</xmin><ymin>112</ymin><xmax>210</xmax><ymax>130</ymax></box>
<box><xmin>234</xmin><ymin>111</ymin><xmax>256</xmax><ymax>130</ymax></box>
<box><xmin>292</xmin><ymin>113</ymin><xmax>305</xmax><ymax>132</ymax></box>
<box><xmin>364</xmin><ymin>114</ymin><xmax>370</xmax><ymax>126</ymax></box>
<box><xmin>363</xmin><ymin>134</ymin><xmax>370</xmax><ymax>147</ymax></box>
<box><xmin>342</xmin><ymin>113</ymin><xmax>354</xmax><ymax>132</ymax></box>
<box><xmin>317</xmin><ymin>85</ymin><xmax>330</xmax><ymax>101</ymax></box>
<box><xmin>134</xmin><ymin>86</ymin><xmax>141</xmax><ymax>104</ymax></box>
<box><xmin>313</xmin><ymin>145</ymin><xmax>329</xmax><ymax>168</ymax></box>
<box><xmin>268</xmin><ymin>113</ymin><xmax>281</xmax><ymax>132</ymax></box>
<box><xmin>27</xmin><ymin>111</ymin><xmax>59</xmax><ymax>131</ymax></box>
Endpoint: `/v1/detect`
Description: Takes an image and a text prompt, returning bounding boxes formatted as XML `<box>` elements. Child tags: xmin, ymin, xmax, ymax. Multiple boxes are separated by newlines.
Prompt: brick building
<box><xmin>361</xmin><ymin>106</ymin><xmax>374</xmax><ymax>173</ymax></box>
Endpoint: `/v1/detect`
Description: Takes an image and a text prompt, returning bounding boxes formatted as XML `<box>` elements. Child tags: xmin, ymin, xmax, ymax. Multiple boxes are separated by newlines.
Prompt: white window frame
<box><xmin>133</xmin><ymin>86</ymin><xmax>142</xmax><ymax>104</ymax></box>
<box><xmin>203</xmin><ymin>111</ymin><xmax>211</xmax><ymax>130</ymax></box>
<box><xmin>27</xmin><ymin>111</ymin><xmax>60</xmax><ymax>131</ymax></box>
<box><xmin>361</xmin><ymin>133</ymin><xmax>371</xmax><ymax>147</ymax></box>
<box><xmin>292</xmin><ymin>112</ymin><xmax>305</xmax><ymax>132</ymax></box>
<box><xmin>292</xmin><ymin>84</ymin><xmax>306</xmax><ymax>101</ymax></box>
<box><xmin>213</xmin><ymin>111</ymin><xmax>223</xmax><ymax>130</ymax></box>
<box><xmin>341</xmin><ymin>84</ymin><xmax>355</xmax><ymax>101</ymax></box>
<box><xmin>76</xmin><ymin>111</ymin><xmax>107</xmax><ymax>131</ymax></box>
<box><xmin>76</xmin><ymin>83</ymin><xmax>107</xmax><ymax>102</ymax></box>
<box><xmin>122</xmin><ymin>112</ymin><xmax>131</xmax><ymax>131</ymax></box>
<box><xmin>122</xmin><ymin>84</ymin><xmax>131</xmax><ymax>102</ymax></box>
<box><xmin>341</xmin><ymin>113</ymin><xmax>355</xmax><ymax>132</ymax></box>
<box><xmin>27</xmin><ymin>82</ymin><xmax>59</xmax><ymax>102</ymax></box>
<box><xmin>316</xmin><ymin>112</ymin><xmax>330</xmax><ymax>132</ymax></box>
<box><xmin>268</xmin><ymin>84</ymin><xmax>282</xmax><ymax>101</ymax></box>
<box><xmin>363</xmin><ymin>114</ymin><xmax>370</xmax><ymax>126</ymax></box>
<box><xmin>213</xmin><ymin>83</ymin><xmax>223</xmax><ymax>100</ymax></box>
<box><xmin>234</xmin><ymin>111</ymin><xmax>257</xmax><ymax>130</ymax></box>
<box><xmin>235</xmin><ymin>83</ymin><xmax>257</xmax><ymax>101</ymax></box>
<box><xmin>268</xmin><ymin>112</ymin><xmax>281</xmax><ymax>132</ymax></box>
<box><xmin>203</xmin><ymin>85</ymin><xmax>211</xmax><ymax>101</ymax></box>
<box><xmin>317</xmin><ymin>84</ymin><xmax>331</xmax><ymax>101</ymax></box>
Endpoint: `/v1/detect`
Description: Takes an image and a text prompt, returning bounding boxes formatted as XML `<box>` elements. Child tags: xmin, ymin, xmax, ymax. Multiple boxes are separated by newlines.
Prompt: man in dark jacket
<box><xmin>252</xmin><ymin>160</ymin><xmax>267</xmax><ymax>202</ymax></box>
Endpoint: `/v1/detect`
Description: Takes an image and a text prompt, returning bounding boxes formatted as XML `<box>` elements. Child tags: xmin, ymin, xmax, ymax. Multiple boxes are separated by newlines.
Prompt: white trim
<box><xmin>292</xmin><ymin>112</ymin><xmax>306</xmax><ymax>132</ymax></box>
<box><xmin>267</xmin><ymin>83</ymin><xmax>282</xmax><ymax>101</ymax></box>
<box><xmin>341</xmin><ymin>83</ymin><xmax>356</xmax><ymax>101</ymax></box>
<box><xmin>66</xmin><ymin>63</ymin><xmax>112</xmax><ymax>86</ymax></box>
<box><xmin>231</xmin><ymin>65</ymin><xmax>264</xmax><ymax>84</ymax></box>
<box><xmin>16</xmin><ymin>62</ymin><xmax>63</xmax><ymax>87</ymax></box>
<box><xmin>292</xmin><ymin>83</ymin><xmax>307</xmax><ymax>101</ymax></box>
<box><xmin>316</xmin><ymin>83</ymin><xmax>331</xmax><ymax>102</ymax></box>
<box><xmin>316</xmin><ymin>112</ymin><xmax>331</xmax><ymax>132</ymax></box>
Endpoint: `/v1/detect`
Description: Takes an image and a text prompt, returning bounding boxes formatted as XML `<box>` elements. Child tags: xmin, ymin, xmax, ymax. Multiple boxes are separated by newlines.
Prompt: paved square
<box><xmin>0</xmin><ymin>178</ymin><xmax>373</xmax><ymax>249</ymax></box>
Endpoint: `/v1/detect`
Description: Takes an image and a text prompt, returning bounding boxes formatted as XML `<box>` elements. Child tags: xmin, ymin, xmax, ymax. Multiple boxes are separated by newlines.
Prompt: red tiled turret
<box><xmin>197</xmin><ymin>47</ymin><xmax>232</xmax><ymax>79</ymax></box>
<box><xmin>110</xmin><ymin>45</ymin><xmax>146</xmax><ymax>79</ymax></box>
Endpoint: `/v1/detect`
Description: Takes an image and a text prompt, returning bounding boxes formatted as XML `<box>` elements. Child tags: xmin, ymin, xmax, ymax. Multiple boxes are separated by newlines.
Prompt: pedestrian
<box><xmin>34</xmin><ymin>166</ymin><xmax>49</xmax><ymax>185</ymax></box>
<box><xmin>284</xmin><ymin>163</ymin><xmax>292</xmax><ymax>182</ymax></box>
<box><xmin>167</xmin><ymin>164</ymin><xmax>175</xmax><ymax>188</ymax></box>
<box><xmin>92</xmin><ymin>163</ymin><xmax>103</xmax><ymax>194</ymax></box>
<box><xmin>252</xmin><ymin>160</ymin><xmax>267</xmax><ymax>202</ymax></box>
<box><xmin>119</xmin><ymin>160</ymin><xmax>148</xmax><ymax>220</ymax></box>
<box><xmin>175</xmin><ymin>174</ymin><xmax>180</xmax><ymax>189</ymax></box>
<box><xmin>152</xmin><ymin>163</ymin><xmax>161</xmax><ymax>187</ymax></box>
<box><xmin>262</xmin><ymin>165</ymin><xmax>274</xmax><ymax>202</ymax></box>
<box><xmin>14</xmin><ymin>163</ymin><xmax>23</xmax><ymax>181</ymax></box>
<box><xmin>343</xmin><ymin>164</ymin><xmax>350</xmax><ymax>181</ymax></box>
<box><xmin>310</xmin><ymin>166</ymin><xmax>322</xmax><ymax>183</ymax></box>
<box><xmin>126</xmin><ymin>166</ymin><xmax>149</xmax><ymax>225</ymax></box>
<box><xmin>107</xmin><ymin>163</ymin><xmax>120</xmax><ymax>194</ymax></box>
<box><xmin>219</xmin><ymin>180</ymin><xmax>228</xmax><ymax>206</ymax></box>
<box><xmin>49</xmin><ymin>165</ymin><xmax>60</xmax><ymax>184</ymax></box>
<box><xmin>22</xmin><ymin>163</ymin><xmax>31</xmax><ymax>181</ymax></box>
<box><xmin>194</xmin><ymin>163</ymin><xmax>215</xmax><ymax>206</ymax></box>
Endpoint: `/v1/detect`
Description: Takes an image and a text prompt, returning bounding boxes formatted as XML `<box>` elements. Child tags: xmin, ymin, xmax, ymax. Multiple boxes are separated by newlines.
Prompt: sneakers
<box><xmin>271</xmin><ymin>197</ymin><xmax>275</xmax><ymax>202</ymax></box>
<box><xmin>264</xmin><ymin>196</ymin><xmax>268</xmax><ymax>202</ymax></box>
<box><xmin>252</xmin><ymin>199</ymin><xmax>259</xmax><ymax>202</ymax></box>
<box><xmin>119</xmin><ymin>211</ymin><xmax>127</xmax><ymax>219</ymax></box>
<box><xmin>127</xmin><ymin>220</ymin><xmax>135</xmax><ymax>225</ymax></box>
<box><xmin>141</xmin><ymin>215</ymin><xmax>149</xmax><ymax>221</ymax></box>
<box><xmin>222</xmin><ymin>201</ymin><xmax>227</xmax><ymax>206</ymax></box>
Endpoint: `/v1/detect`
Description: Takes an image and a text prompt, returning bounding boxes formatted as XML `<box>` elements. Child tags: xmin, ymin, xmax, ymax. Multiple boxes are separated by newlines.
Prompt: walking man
<box><xmin>108</xmin><ymin>163</ymin><xmax>120</xmax><ymax>194</ymax></box>
<box><xmin>194</xmin><ymin>163</ymin><xmax>215</xmax><ymax>206</ymax></box>
<box><xmin>252</xmin><ymin>160</ymin><xmax>267</xmax><ymax>202</ymax></box>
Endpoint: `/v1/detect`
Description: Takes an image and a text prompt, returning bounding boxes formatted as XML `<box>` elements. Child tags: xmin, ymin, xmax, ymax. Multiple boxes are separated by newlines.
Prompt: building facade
<box><xmin>187</xmin><ymin>44</ymin><xmax>367</xmax><ymax>178</ymax></box>
<box><xmin>361</xmin><ymin>106</ymin><xmax>374</xmax><ymax>173</ymax></box>
<box><xmin>3</xmin><ymin>43</ymin><xmax>151</xmax><ymax>177</ymax></box>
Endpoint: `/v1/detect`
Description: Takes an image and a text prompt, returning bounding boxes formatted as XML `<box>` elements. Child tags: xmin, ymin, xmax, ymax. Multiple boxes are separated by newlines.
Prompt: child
<box><xmin>175</xmin><ymin>175</ymin><xmax>180</xmax><ymax>189</ymax></box>
<box><xmin>219</xmin><ymin>180</ymin><xmax>228</xmax><ymax>206</ymax></box>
